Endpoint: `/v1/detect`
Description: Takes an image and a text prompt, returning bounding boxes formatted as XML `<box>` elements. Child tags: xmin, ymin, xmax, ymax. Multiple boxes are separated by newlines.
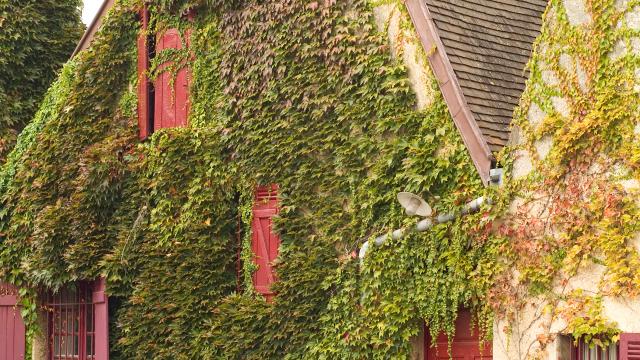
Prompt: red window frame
<box><xmin>251</xmin><ymin>185</ymin><xmax>280</xmax><ymax>301</ymax></box>
<box><xmin>572</xmin><ymin>338</ymin><xmax>618</xmax><ymax>360</ymax></box>
<box><xmin>46</xmin><ymin>282</ymin><xmax>95</xmax><ymax>360</ymax></box>
<box><xmin>45</xmin><ymin>279</ymin><xmax>108</xmax><ymax>360</ymax></box>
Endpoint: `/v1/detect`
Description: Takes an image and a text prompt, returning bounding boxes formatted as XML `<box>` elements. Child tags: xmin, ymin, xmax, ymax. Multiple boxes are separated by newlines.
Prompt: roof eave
<box><xmin>404</xmin><ymin>0</ymin><xmax>494</xmax><ymax>185</ymax></box>
<box><xmin>71</xmin><ymin>0</ymin><xmax>115</xmax><ymax>58</ymax></box>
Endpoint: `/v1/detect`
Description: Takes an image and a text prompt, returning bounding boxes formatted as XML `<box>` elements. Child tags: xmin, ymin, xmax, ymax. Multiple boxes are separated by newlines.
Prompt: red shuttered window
<box><xmin>0</xmin><ymin>282</ymin><xmax>26</xmax><ymax>360</ymax></box>
<box><xmin>621</xmin><ymin>334</ymin><xmax>640</xmax><ymax>360</ymax></box>
<box><xmin>45</xmin><ymin>279</ymin><xmax>108</xmax><ymax>360</ymax></box>
<box><xmin>573</xmin><ymin>339</ymin><xmax>618</xmax><ymax>360</ymax></box>
<box><xmin>569</xmin><ymin>333</ymin><xmax>640</xmax><ymax>360</ymax></box>
<box><xmin>251</xmin><ymin>185</ymin><xmax>280</xmax><ymax>301</ymax></box>
<box><xmin>425</xmin><ymin>309</ymin><xmax>492</xmax><ymax>360</ymax></box>
<box><xmin>137</xmin><ymin>7</ymin><xmax>190</xmax><ymax>139</ymax></box>
<box><xmin>153</xmin><ymin>28</ymin><xmax>190</xmax><ymax>131</ymax></box>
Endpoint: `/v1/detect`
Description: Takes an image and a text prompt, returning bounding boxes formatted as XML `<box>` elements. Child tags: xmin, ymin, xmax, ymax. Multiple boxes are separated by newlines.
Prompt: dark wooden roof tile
<box><xmin>425</xmin><ymin>0</ymin><xmax>547</xmax><ymax>152</ymax></box>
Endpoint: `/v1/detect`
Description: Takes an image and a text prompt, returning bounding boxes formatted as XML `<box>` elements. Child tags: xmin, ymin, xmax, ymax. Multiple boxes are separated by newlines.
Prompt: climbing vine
<box><xmin>6</xmin><ymin>0</ymin><xmax>637</xmax><ymax>359</ymax></box>
<box><xmin>0</xmin><ymin>0</ymin><xmax>84</xmax><ymax>160</ymax></box>
<box><xmin>0</xmin><ymin>0</ymin><xmax>490</xmax><ymax>357</ymax></box>
<box><xmin>496</xmin><ymin>0</ymin><xmax>640</xmax><ymax>357</ymax></box>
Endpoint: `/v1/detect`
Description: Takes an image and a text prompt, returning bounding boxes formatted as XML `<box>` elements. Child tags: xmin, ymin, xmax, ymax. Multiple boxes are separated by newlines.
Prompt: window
<box><xmin>425</xmin><ymin>309</ymin><xmax>492</xmax><ymax>360</ymax></box>
<box><xmin>45</xmin><ymin>279</ymin><xmax>108</xmax><ymax>360</ymax></box>
<box><xmin>137</xmin><ymin>7</ymin><xmax>191</xmax><ymax>140</ymax></box>
<box><xmin>572</xmin><ymin>338</ymin><xmax>618</xmax><ymax>360</ymax></box>
<box><xmin>251</xmin><ymin>185</ymin><xmax>280</xmax><ymax>301</ymax></box>
<box><xmin>619</xmin><ymin>333</ymin><xmax>640</xmax><ymax>360</ymax></box>
<box><xmin>566</xmin><ymin>334</ymin><xmax>640</xmax><ymax>360</ymax></box>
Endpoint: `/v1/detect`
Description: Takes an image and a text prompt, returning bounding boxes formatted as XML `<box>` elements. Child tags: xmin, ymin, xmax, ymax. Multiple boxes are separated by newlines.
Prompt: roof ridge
<box><xmin>72</xmin><ymin>0</ymin><xmax>115</xmax><ymax>58</ymax></box>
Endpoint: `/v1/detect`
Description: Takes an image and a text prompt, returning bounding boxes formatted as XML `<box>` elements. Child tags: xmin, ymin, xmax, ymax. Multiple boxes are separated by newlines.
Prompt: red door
<box><xmin>0</xmin><ymin>282</ymin><xmax>25</xmax><ymax>360</ymax></box>
<box><xmin>426</xmin><ymin>309</ymin><xmax>492</xmax><ymax>360</ymax></box>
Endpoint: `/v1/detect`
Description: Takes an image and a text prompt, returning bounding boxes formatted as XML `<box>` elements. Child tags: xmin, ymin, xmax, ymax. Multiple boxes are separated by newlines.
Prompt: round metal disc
<box><xmin>397</xmin><ymin>192</ymin><xmax>432</xmax><ymax>217</ymax></box>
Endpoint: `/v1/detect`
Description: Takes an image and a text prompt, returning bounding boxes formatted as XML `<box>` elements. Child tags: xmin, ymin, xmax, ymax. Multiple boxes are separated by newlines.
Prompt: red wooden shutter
<box><xmin>621</xmin><ymin>333</ymin><xmax>640</xmax><ymax>360</ymax></box>
<box><xmin>92</xmin><ymin>278</ymin><xmax>108</xmax><ymax>360</ymax></box>
<box><xmin>154</xmin><ymin>28</ymin><xmax>190</xmax><ymax>130</ymax></box>
<box><xmin>251</xmin><ymin>185</ymin><xmax>280</xmax><ymax>301</ymax></box>
<box><xmin>136</xmin><ymin>7</ymin><xmax>151</xmax><ymax>140</ymax></box>
<box><xmin>0</xmin><ymin>282</ymin><xmax>25</xmax><ymax>360</ymax></box>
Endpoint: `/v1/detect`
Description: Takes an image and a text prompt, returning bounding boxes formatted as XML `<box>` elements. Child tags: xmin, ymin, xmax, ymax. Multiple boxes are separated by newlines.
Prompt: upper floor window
<box><xmin>137</xmin><ymin>7</ymin><xmax>191</xmax><ymax>140</ymax></box>
<box><xmin>251</xmin><ymin>185</ymin><xmax>280</xmax><ymax>301</ymax></box>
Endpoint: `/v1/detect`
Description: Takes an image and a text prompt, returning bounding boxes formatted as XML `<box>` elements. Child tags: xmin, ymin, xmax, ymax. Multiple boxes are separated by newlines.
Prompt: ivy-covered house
<box><xmin>0</xmin><ymin>0</ymin><xmax>638</xmax><ymax>359</ymax></box>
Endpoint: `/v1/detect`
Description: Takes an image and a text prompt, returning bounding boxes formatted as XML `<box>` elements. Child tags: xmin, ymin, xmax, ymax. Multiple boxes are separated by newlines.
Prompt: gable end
<box><xmin>405</xmin><ymin>0</ymin><xmax>494</xmax><ymax>184</ymax></box>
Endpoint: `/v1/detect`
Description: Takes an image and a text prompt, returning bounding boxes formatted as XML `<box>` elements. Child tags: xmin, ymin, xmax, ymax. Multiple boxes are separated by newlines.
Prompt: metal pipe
<box><xmin>358</xmin><ymin>196</ymin><xmax>490</xmax><ymax>263</ymax></box>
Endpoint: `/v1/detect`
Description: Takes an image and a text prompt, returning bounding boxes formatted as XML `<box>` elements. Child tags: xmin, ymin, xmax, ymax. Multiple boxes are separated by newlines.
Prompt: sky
<box><xmin>82</xmin><ymin>0</ymin><xmax>104</xmax><ymax>25</ymax></box>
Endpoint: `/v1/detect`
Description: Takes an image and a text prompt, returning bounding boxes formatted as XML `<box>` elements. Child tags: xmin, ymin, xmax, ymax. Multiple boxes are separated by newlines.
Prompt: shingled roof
<box><xmin>425</xmin><ymin>0</ymin><xmax>547</xmax><ymax>151</ymax></box>
<box><xmin>406</xmin><ymin>0</ymin><xmax>547</xmax><ymax>183</ymax></box>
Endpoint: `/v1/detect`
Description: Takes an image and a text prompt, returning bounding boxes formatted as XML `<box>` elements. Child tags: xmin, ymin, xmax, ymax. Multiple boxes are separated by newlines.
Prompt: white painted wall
<box><xmin>494</xmin><ymin>1</ymin><xmax>640</xmax><ymax>358</ymax></box>
<box><xmin>372</xmin><ymin>2</ymin><xmax>438</xmax><ymax>111</ymax></box>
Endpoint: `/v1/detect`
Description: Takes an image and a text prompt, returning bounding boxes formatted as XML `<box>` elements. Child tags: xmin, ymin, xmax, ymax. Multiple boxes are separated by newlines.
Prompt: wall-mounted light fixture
<box><xmin>397</xmin><ymin>192</ymin><xmax>432</xmax><ymax>217</ymax></box>
<box><xmin>358</xmin><ymin>192</ymin><xmax>490</xmax><ymax>263</ymax></box>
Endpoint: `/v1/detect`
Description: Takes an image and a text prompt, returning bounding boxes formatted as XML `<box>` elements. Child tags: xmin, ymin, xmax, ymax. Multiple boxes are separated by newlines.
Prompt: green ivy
<box><xmin>0</xmin><ymin>0</ymin><xmax>139</xmax><ymax>336</ymax></box>
<box><xmin>0</xmin><ymin>0</ymin><xmax>84</xmax><ymax>159</ymax></box>
<box><xmin>496</xmin><ymin>0</ymin><xmax>640</xmax><ymax>354</ymax></box>
<box><xmin>0</xmin><ymin>0</ymin><xmax>498</xmax><ymax>358</ymax></box>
